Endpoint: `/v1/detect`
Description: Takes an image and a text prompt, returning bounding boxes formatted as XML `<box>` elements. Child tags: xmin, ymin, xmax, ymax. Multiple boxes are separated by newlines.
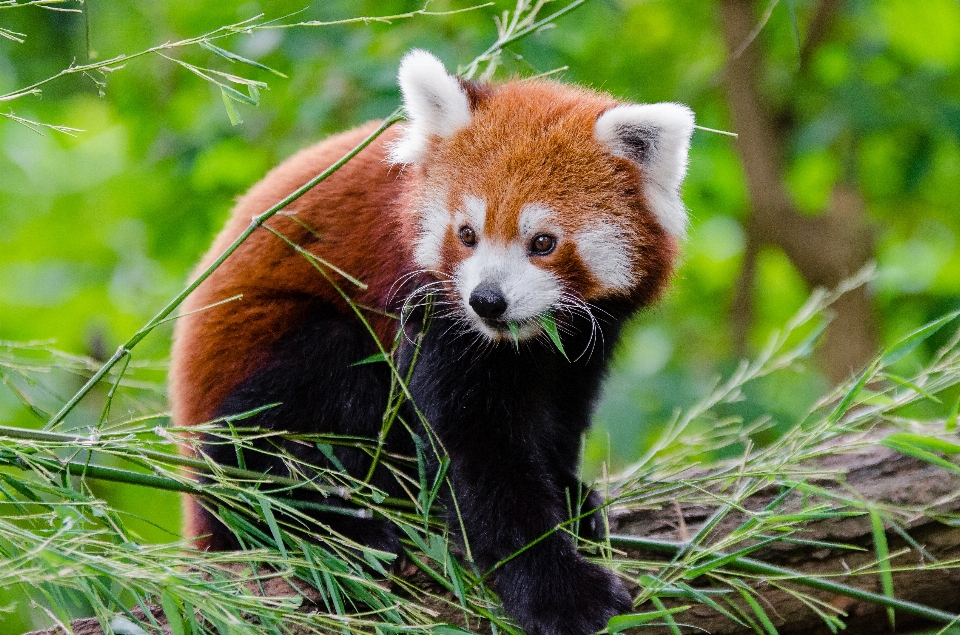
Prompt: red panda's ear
<box><xmin>390</xmin><ymin>50</ymin><xmax>472</xmax><ymax>164</ymax></box>
<box><xmin>594</xmin><ymin>103</ymin><xmax>695</xmax><ymax>238</ymax></box>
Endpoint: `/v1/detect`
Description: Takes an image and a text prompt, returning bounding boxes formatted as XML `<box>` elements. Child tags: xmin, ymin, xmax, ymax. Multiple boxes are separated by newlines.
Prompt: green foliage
<box><xmin>1</xmin><ymin>0</ymin><xmax>960</xmax><ymax>633</ymax></box>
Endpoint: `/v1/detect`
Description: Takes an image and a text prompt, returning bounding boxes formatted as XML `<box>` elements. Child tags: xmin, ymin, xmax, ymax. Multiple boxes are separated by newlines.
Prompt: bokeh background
<box><xmin>1</xmin><ymin>0</ymin><xmax>958</xmax><ymax>631</ymax></box>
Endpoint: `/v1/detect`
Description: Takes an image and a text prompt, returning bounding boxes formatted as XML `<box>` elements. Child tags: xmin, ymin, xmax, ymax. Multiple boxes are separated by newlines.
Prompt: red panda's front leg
<box><xmin>402</xmin><ymin>326</ymin><xmax>632</xmax><ymax>635</ymax></box>
<box><xmin>447</xmin><ymin>444</ymin><xmax>632</xmax><ymax>635</ymax></box>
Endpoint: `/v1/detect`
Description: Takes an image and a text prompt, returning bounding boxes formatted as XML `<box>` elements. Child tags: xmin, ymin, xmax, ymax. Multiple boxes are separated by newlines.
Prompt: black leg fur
<box><xmin>398</xmin><ymin>303</ymin><xmax>634</xmax><ymax>635</ymax></box>
<box><xmin>200</xmin><ymin>300</ymin><xmax>412</xmax><ymax>555</ymax></box>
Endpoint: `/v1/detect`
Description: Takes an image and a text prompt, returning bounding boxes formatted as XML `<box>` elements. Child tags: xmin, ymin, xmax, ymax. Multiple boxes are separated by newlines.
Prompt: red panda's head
<box><xmin>391</xmin><ymin>51</ymin><xmax>694</xmax><ymax>343</ymax></box>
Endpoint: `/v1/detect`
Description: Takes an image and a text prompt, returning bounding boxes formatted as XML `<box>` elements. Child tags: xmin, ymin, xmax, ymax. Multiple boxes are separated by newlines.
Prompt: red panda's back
<box><xmin>170</xmin><ymin>122</ymin><xmax>411</xmax><ymax>429</ymax></box>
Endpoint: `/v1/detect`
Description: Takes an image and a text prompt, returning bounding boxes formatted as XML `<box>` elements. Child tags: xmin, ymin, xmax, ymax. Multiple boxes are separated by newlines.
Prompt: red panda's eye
<box><xmin>459</xmin><ymin>226</ymin><xmax>477</xmax><ymax>247</ymax></box>
<box><xmin>530</xmin><ymin>234</ymin><xmax>556</xmax><ymax>255</ymax></box>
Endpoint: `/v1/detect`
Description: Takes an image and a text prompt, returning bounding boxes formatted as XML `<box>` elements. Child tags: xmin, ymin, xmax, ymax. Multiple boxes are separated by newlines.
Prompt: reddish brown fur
<box><xmin>170</xmin><ymin>122</ymin><xmax>410</xmax><ymax>430</ymax></box>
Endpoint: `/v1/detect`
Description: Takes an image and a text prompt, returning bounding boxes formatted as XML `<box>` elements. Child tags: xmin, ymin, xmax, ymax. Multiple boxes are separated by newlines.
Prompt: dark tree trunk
<box><xmin>719</xmin><ymin>0</ymin><xmax>879</xmax><ymax>383</ymax></box>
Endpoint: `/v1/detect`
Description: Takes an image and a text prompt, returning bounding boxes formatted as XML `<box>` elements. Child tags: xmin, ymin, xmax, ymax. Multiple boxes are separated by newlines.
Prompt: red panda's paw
<box><xmin>575</xmin><ymin>487</ymin><xmax>607</xmax><ymax>543</ymax></box>
<box><xmin>498</xmin><ymin>556</ymin><xmax>632</xmax><ymax>635</ymax></box>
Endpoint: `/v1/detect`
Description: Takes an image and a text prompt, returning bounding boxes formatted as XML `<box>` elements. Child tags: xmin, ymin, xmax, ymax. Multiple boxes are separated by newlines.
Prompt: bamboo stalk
<box><xmin>3</xmin><ymin>452</ymin><xmax>417</xmax><ymax>514</ymax></box>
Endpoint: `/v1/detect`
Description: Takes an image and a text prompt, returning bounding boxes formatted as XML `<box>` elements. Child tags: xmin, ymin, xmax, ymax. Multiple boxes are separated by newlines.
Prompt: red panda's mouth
<box><xmin>479</xmin><ymin>317</ymin><xmax>508</xmax><ymax>329</ymax></box>
<box><xmin>475</xmin><ymin>317</ymin><xmax>543</xmax><ymax>342</ymax></box>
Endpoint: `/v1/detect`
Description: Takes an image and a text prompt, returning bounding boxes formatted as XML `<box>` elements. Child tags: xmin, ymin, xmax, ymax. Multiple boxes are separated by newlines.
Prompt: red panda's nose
<box><xmin>469</xmin><ymin>282</ymin><xmax>508</xmax><ymax>320</ymax></box>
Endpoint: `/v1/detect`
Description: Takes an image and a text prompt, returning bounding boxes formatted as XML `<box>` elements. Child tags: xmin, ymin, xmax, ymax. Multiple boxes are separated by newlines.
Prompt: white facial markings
<box><xmin>457</xmin><ymin>195</ymin><xmax>487</xmax><ymax>233</ymax></box>
<box><xmin>413</xmin><ymin>199</ymin><xmax>450</xmax><ymax>269</ymax></box>
<box><xmin>575</xmin><ymin>221</ymin><xmax>635</xmax><ymax>292</ymax></box>
<box><xmin>455</xmin><ymin>239</ymin><xmax>561</xmax><ymax>340</ymax></box>
<box><xmin>518</xmin><ymin>202</ymin><xmax>562</xmax><ymax>241</ymax></box>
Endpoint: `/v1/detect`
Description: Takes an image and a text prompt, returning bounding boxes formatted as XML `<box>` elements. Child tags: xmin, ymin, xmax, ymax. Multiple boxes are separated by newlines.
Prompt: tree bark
<box><xmin>611</xmin><ymin>445</ymin><xmax>960</xmax><ymax>634</ymax></box>
<box><xmin>26</xmin><ymin>445</ymin><xmax>960</xmax><ymax>635</ymax></box>
<box><xmin>720</xmin><ymin>0</ymin><xmax>879</xmax><ymax>383</ymax></box>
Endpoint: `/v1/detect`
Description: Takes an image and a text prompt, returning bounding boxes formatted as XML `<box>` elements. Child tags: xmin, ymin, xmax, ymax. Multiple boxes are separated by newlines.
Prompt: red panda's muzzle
<box><xmin>468</xmin><ymin>282</ymin><xmax>508</xmax><ymax>320</ymax></box>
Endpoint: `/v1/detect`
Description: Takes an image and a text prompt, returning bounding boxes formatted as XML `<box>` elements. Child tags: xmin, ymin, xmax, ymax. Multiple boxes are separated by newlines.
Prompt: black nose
<box><xmin>469</xmin><ymin>282</ymin><xmax>507</xmax><ymax>320</ymax></box>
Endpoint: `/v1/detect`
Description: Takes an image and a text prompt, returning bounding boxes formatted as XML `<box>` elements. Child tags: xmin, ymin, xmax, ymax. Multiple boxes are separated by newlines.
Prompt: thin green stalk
<box><xmin>5</xmin><ymin>453</ymin><xmax>417</xmax><ymax>515</ymax></box>
<box><xmin>44</xmin><ymin>111</ymin><xmax>402</xmax><ymax>430</ymax></box>
<box><xmin>610</xmin><ymin>535</ymin><xmax>960</xmax><ymax>625</ymax></box>
<box><xmin>462</xmin><ymin>0</ymin><xmax>589</xmax><ymax>79</ymax></box>
<box><xmin>1</xmin><ymin>6</ymin><xmax>493</xmax><ymax>103</ymax></box>
<box><xmin>0</xmin><ymin>423</ymin><xmax>346</xmax><ymax>496</ymax></box>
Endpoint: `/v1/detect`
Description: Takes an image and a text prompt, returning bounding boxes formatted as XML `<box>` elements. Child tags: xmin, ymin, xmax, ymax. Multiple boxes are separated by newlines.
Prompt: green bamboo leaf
<box><xmin>0</xmin><ymin>473</ymin><xmax>41</xmax><ymax>501</ymax></box>
<box><xmin>223</xmin><ymin>402</ymin><xmax>281</xmax><ymax>421</ymax></box>
<box><xmin>672</xmin><ymin>582</ymin><xmax>745</xmax><ymax>626</ymax></box>
<box><xmin>880</xmin><ymin>309</ymin><xmax>960</xmax><ymax>366</ymax></box>
<box><xmin>733</xmin><ymin>582</ymin><xmax>778</xmax><ymax>635</ymax></box>
<box><xmin>881</xmin><ymin>437</ymin><xmax>960</xmax><ymax>474</ymax></box>
<box><xmin>881</xmin><ymin>373</ymin><xmax>943</xmax><ymax>403</ymax></box>
<box><xmin>826</xmin><ymin>359</ymin><xmax>877</xmax><ymax>425</ymax></box>
<box><xmin>316</xmin><ymin>443</ymin><xmax>346</xmax><ymax>472</ymax></box>
<box><xmin>362</xmin><ymin>549</ymin><xmax>389</xmax><ymax>576</ymax></box>
<box><xmin>855</xmin><ymin>388</ymin><xmax>898</xmax><ymax>407</ymax></box>
<box><xmin>607</xmin><ymin>606</ymin><xmax>690</xmax><ymax>632</ymax></box>
<box><xmin>256</xmin><ymin>495</ymin><xmax>287</xmax><ymax>558</ymax></box>
<box><xmin>869</xmin><ymin>509</ymin><xmax>896</xmax><ymax>629</ymax></box>
<box><xmin>220</xmin><ymin>87</ymin><xmax>243</xmax><ymax>125</ymax></box>
<box><xmin>539</xmin><ymin>312</ymin><xmax>568</xmax><ymax>360</ymax></box>
<box><xmin>160</xmin><ymin>592</ymin><xmax>187</xmax><ymax>635</ymax></box>
<box><xmin>109</xmin><ymin>617</ymin><xmax>150</xmax><ymax>635</ymax></box>
<box><xmin>508</xmin><ymin>321</ymin><xmax>520</xmax><ymax>350</ymax></box>
<box><xmin>683</xmin><ymin>536</ymin><xmax>780</xmax><ymax>579</ymax></box>
<box><xmin>352</xmin><ymin>352</ymin><xmax>388</xmax><ymax>366</ymax></box>
<box><xmin>432</xmin><ymin>625</ymin><xmax>475</xmax><ymax>635</ymax></box>
<box><xmin>651</xmin><ymin>596</ymin><xmax>682</xmax><ymax>635</ymax></box>
<box><xmin>219</xmin><ymin>81</ymin><xmax>257</xmax><ymax>105</ymax></box>
<box><xmin>883</xmin><ymin>432</ymin><xmax>960</xmax><ymax>455</ymax></box>
<box><xmin>199</xmin><ymin>40</ymin><xmax>288</xmax><ymax>77</ymax></box>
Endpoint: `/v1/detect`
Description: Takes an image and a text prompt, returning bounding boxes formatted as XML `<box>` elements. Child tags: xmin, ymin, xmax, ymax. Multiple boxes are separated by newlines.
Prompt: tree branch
<box><xmin>799</xmin><ymin>0</ymin><xmax>844</xmax><ymax>72</ymax></box>
<box><xmin>718</xmin><ymin>0</ymin><xmax>877</xmax><ymax>382</ymax></box>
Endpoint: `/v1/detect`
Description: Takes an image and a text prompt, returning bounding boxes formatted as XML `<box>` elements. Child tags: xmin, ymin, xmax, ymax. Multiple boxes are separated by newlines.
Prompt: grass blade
<box><xmin>200</xmin><ymin>40</ymin><xmax>288</xmax><ymax>77</ymax></box>
<box><xmin>220</xmin><ymin>86</ymin><xmax>243</xmax><ymax>125</ymax></box>
<box><xmin>732</xmin><ymin>581</ymin><xmax>778</xmax><ymax>635</ymax></box>
<box><xmin>869</xmin><ymin>509</ymin><xmax>896</xmax><ymax>629</ymax></box>
<box><xmin>880</xmin><ymin>435</ymin><xmax>960</xmax><ymax>474</ymax></box>
<box><xmin>607</xmin><ymin>606</ymin><xmax>690</xmax><ymax>632</ymax></box>
<box><xmin>256</xmin><ymin>494</ymin><xmax>288</xmax><ymax>559</ymax></box>
<box><xmin>880</xmin><ymin>309</ymin><xmax>960</xmax><ymax>366</ymax></box>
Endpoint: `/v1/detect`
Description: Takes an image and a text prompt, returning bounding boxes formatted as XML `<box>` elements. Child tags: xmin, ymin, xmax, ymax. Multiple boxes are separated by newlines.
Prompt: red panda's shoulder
<box><xmin>171</xmin><ymin>122</ymin><xmax>411</xmax><ymax>427</ymax></box>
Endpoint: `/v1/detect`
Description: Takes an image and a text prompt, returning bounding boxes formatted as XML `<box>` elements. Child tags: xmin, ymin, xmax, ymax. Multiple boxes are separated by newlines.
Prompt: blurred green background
<box><xmin>1</xmin><ymin>0</ymin><xmax>959</xmax><ymax>631</ymax></box>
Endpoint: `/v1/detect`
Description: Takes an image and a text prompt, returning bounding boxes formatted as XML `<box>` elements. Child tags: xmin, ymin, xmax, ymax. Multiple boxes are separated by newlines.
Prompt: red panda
<box><xmin>170</xmin><ymin>50</ymin><xmax>694</xmax><ymax>635</ymax></box>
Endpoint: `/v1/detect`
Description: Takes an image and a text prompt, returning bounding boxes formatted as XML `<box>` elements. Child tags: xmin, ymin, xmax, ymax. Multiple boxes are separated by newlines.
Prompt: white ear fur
<box><xmin>595</xmin><ymin>103</ymin><xmax>695</xmax><ymax>238</ymax></box>
<box><xmin>390</xmin><ymin>50</ymin><xmax>472</xmax><ymax>164</ymax></box>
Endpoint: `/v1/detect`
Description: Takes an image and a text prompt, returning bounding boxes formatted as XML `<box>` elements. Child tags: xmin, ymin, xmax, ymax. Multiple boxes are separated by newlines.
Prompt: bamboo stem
<box><xmin>3</xmin><ymin>451</ymin><xmax>417</xmax><ymax>513</ymax></box>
